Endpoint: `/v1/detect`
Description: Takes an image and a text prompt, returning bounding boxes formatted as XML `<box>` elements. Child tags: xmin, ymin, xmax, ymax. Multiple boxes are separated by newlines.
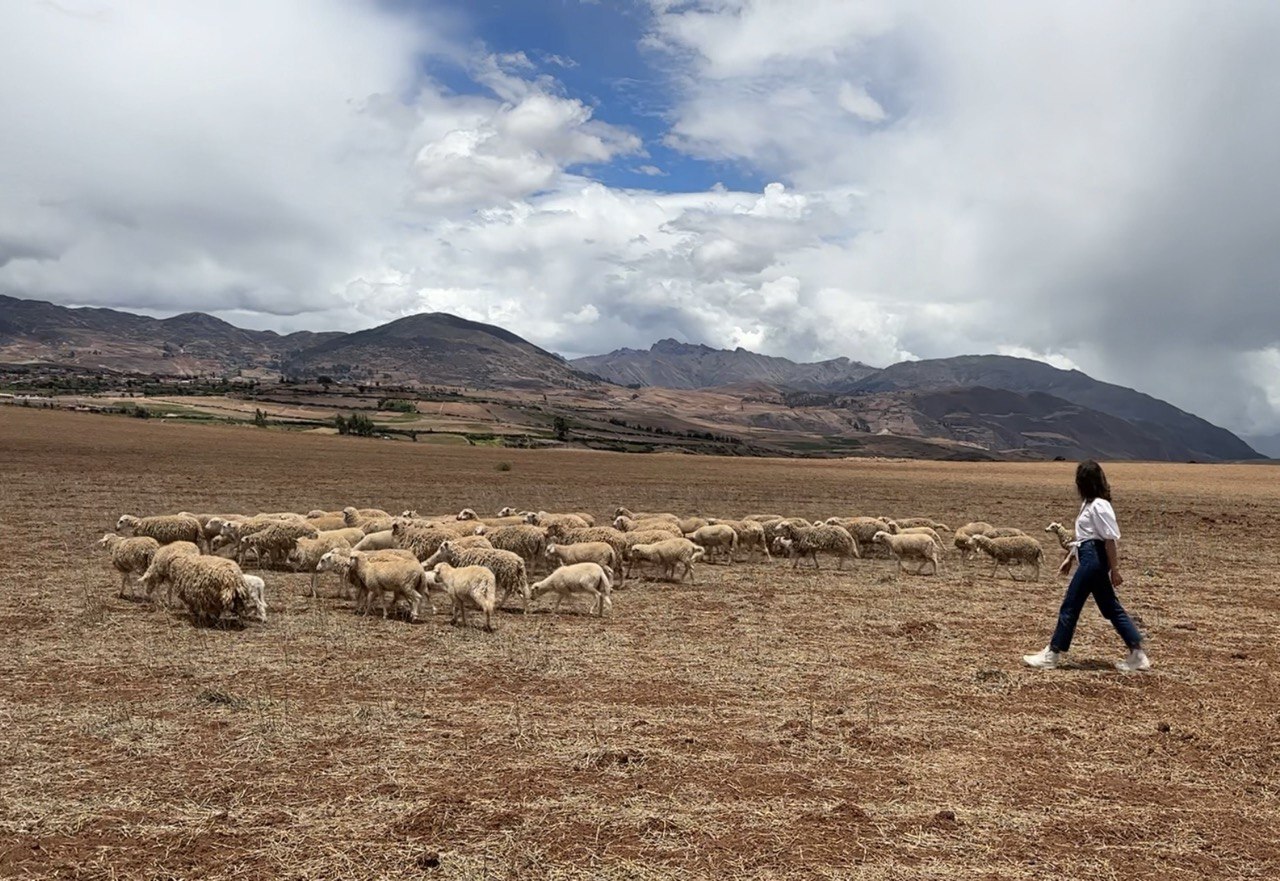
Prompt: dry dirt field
<box><xmin>3</xmin><ymin>406</ymin><xmax>1279</xmax><ymax>880</ymax></box>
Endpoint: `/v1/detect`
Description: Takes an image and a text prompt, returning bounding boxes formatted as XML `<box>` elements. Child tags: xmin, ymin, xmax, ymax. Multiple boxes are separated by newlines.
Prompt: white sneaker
<box><xmin>1116</xmin><ymin>648</ymin><xmax>1152</xmax><ymax>673</ymax></box>
<box><xmin>1022</xmin><ymin>646</ymin><xmax>1063</xmax><ymax>669</ymax></box>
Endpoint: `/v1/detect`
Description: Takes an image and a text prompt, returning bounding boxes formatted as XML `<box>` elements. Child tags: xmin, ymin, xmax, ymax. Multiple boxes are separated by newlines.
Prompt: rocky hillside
<box><xmin>571</xmin><ymin>338</ymin><xmax>877</xmax><ymax>391</ymax></box>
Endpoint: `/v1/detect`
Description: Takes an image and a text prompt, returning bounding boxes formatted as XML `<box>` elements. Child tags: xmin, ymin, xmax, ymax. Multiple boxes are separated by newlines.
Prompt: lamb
<box><xmin>202</xmin><ymin>515</ymin><xmax>245</xmax><ymax>545</ymax></box>
<box><xmin>545</xmin><ymin>541</ymin><xmax>617</xmax><ymax>571</ymax></box>
<box><xmin>530</xmin><ymin>562</ymin><xmax>614</xmax><ymax>617</ymax></box>
<box><xmin>776</xmin><ymin>522</ymin><xmax>859</xmax><ymax>570</ymax></box>
<box><xmin>116</xmin><ymin>513</ymin><xmax>203</xmax><ymax>547</ymax></box>
<box><xmin>222</xmin><ymin>517</ymin><xmax>318</xmax><ymax>545</ymax></box>
<box><xmin>887</xmin><ymin>523</ymin><xmax>944</xmax><ymax>549</ymax></box>
<box><xmin>353</xmin><ymin>530</ymin><xmax>397</xmax><ymax>551</ymax></box>
<box><xmin>971</xmin><ymin>534</ymin><xmax>1045</xmax><ymax>581</ymax></box>
<box><xmin>343</xmin><ymin>549</ymin><xmax>430</xmax><ymax>621</ymax></box>
<box><xmin>872</xmin><ymin>530</ymin><xmax>942</xmax><ymax>576</ymax></box>
<box><xmin>422</xmin><ymin>562</ymin><xmax>497</xmax><ymax>631</ymax></box>
<box><xmin>139</xmin><ymin>540</ymin><xmax>200</xmax><ymax>604</ymax></box>
<box><xmin>289</xmin><ymin>533</ymin><xmax>357</xmax><ymax>596</ymax></box>
<box><xmin>163</xmin><ymin>555</ymin><xmax>266</xmax><ymax>626</ymax></box>
<box><xmin>684</xmin><ymin>524</ymin><xmax>738</xmax><ymax>564</ymax></box>
<box><xmin>1045</xmin><ymin>522</ymin><xmax>1074</xmax><ymax>551</ymax></box>
<box><xmin>478</xmin><ymin>524</ymin><xmax>547</xmax><ymax>571</ymax></box>
<box><xmin>422</xmin><ymin>542</ymin><xmax>530</xmax><ymax>610</ymax></box>
<box><xmin>626</xmin><ymin>539</ymin><xmax>705</xmax><ymax>583</ymax></box>
<box><xmin>762</xmin><ymin>517</ymin><xmax>814</xmax><ymax>551</ymax></box>
<box><xmin>708</xmin><ymin>519</ymin><xmax>772</xmax><ymax>562</ymax></box>
<box><xmin>97</xmin><ymin>533</ymin><xmax>160</xmax><ymax>597</ymax></box>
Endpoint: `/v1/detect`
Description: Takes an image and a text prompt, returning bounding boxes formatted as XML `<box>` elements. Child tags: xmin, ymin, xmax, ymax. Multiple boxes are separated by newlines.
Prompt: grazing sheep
<box><xmin>545</xmin><ymin>541</ymin><xmax>617</xmax><ymax>571</ymax></box>
<box><xmin>202</xmin><ymin>515</ymin><xmax>245</xmax><ymax>545</ymax></box>
<box><xmin>392</xmin><ymin>520</ymin><xmax>466</xmax><ymax>561</ymax></box>
<box><xmin>887</xmin><ymin>523</ymin><xmax>944</xmax><ymax>549</ymax></box>
<box><xmin>953</xmin><ymin>522</ymin><xmax>996</xmax><ymax>560</ymax></box>
<box><xmin>116</xmin><ymin>513</ymin><xmax>203</xmax><ymax>547</ymax></box>
<box><xmin>289</xmin><ymin>533</ymin><xmax>356</xmax><ymax>596</ymax></box>
<box><xmin>342</xmin><ymin>506</ymin><xmax>390</xmax><ymax>528</ymax></box>
<box><xmin>627</xmin><ymin>539</ymin><xmax>705</xmax><ymax>583</ymax></box>
<box><xmin>302</xmin><ymin>515</ymin><xmax>348</xmax><ymax>532</ymax></box>
<box><xmin>1045</xmin><ymin>521</ymin><xmax>1074</xmax><ymax>552</ymax></box>
<box><xmin>526</xmin><ymin>511</ymin><xmax>591</xmax><ymax>532</ymax></box>
<box><xmin>971</xmin><ymin>534</ymin><xmax>1045</xmax><ymax>581</ymax></box>
<box><xmin>456</xmin><ymin>508</ymin><xmax>482</xmax><ymax>521</ymax></box>
<box><xmin>422</xmin><ymin>542</ymin><xmax>530</xmax><ymax>610</ymax></box>
<box><xmin>544</xmin><ymin>526</ymin><xmax>628</xmax><ymax>564</ymax></box>
<box><xmin>342</xmin><ymin>549</ymin><xmax>430</xmax><ymax>621</ymax></box>
<box><xmin>423</xmin><ymin>562</ymin><xmax>497</xmax><ymax>631</ymax></box>
<box><xmin>745</xmin><ymin>514</ymin><xmax>785</xmax><ymax>523</ymax></box>
<box><xmin>449</xmin><ymin>534</ymin><xmax>494</xmax><ymax>551</ymax></box>
<box><xmin>676</xmin><ymin>516</ymin><xmax>709</xmax><ymax>535</ymax></box>
<box><xmin>237</xmin><ymin>522</ymin><xmax>319</xmax><ymax>569</ymax></box>
<box><xmin>353</xmin><ymin>530</ymin><xmax>396</xmax><ymax>551</ymax></box>
<box><xmin>762</xmin><ymin>517</ymin><xmax>813</xmax><ymax>551</ymax></box>
<box><xmin>316</xmin><ymin>547</ymin><xmax>419</xmax><ymax>602</ymax></box>
<box><xmin>317</xmin><ymin>526</ymin><xmax>365</xmax><ymax>546</ymax></box>
<box><xmin>164</xmin><ymin>555</ymin><xmax>266</xmax><ymax>626</ymax></box>
<box><xmin>613</xmin><ymin>508</ymin><xmax>678</xmax><ymax>523</ymax></box>
<box><xmin>708</xmin><ymin>519</ymin><xmax>772</xmax><ymax>562</ymax></box>
<box><xmin>684</xmin><ymin>524</ymin><xmax>738</xmax><ymax>564</ymax></box>
<box><xmin>222</xmin><ymin>517</ymin><xmax>318</xmax><ymax>546</ymax></box>
<box><xmin>479</xmin><ymin>524</ymin><xmax>548</xmax><ymax>571</ymax></box>
<box><xmin>496</xmin><ymin>507</ymin><xmax>518</xmax><ymax>518</ymax></box>
<box><xmin>776</xmin><ymin>522</ymin><xmax>859</xmax><ymax>570</ymax></box>
<box><xmin>97</xmin><ymin>533</ymin><xmax>160</xmax><ymax>597</ymax></box>
<box><xmin>139</xmin><ymin>540</ymin><xmax>200</xmax><ymax>604</ymax></box>
<box><xmin>872</xmin><ymin>531</ymin><xmax>942</xmax><ymax>576</ymax></box>
<box><xmin>530</xmin><ymin>562</ymin><xmax>613</xmax><ymax>617</ymax></box>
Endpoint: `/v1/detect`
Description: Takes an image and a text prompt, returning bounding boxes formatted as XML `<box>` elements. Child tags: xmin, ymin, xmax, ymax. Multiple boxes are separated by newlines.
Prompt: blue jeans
<box><xmin>1050</xmin><ymin>539</ymin><xmax>1143</xmax><ymax>652</ymax></box>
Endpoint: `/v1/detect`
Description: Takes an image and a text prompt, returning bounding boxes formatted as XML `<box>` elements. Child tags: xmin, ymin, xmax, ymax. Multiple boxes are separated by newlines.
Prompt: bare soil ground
<box><xmin>2</xmin><ymin>407</ymin><xmax>1278</xmax><ymax>880</ymax></box>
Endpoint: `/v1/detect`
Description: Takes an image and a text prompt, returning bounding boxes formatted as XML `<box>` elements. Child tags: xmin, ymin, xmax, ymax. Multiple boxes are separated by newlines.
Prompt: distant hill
<box><xmin>846</xmin><ymin>355</ymin><xmax>1259</xmax><ymax>461</ymax></box>
<box><xmin>571</xmin><ymin>338</ymin><xmax>877</xmax><ymax>391</ymax></box>
<box><xmin>282</xmin><ymin>312</ymin><xmax>595</xmax><ymax>389</ymax></box>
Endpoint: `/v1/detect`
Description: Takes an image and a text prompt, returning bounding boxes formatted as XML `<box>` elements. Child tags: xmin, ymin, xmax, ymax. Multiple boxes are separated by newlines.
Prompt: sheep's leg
<box><xmin>118</xmin><ymin>571</ymin><xmax>129</xmax><ymax>598</ymax></box>
<box><xmin>310</xmin><ymin>571</ymin><xmax>318</xmax><ymax>598</ymax></box>
<box><xmin>484</xmin><ymin>608</ymin><xmax>492</xmax><ymax>632</ymax></box>
<box><xmin>553</xmin><ymin>593</ymin><xmax>564</xmax><ymax>616</ymax></box>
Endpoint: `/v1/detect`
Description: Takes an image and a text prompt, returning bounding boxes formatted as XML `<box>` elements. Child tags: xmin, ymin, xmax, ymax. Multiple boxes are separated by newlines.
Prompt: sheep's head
<box><xmin>316</xmin><ymin>548</ymin><xmax>350</xmax><ymax>573</ymax></box>
<box><xmin>456</xmin><ymin>508</ymin><xmax>477</xmax><ymax>521</ymax></box>
<box><xmin>690</xmin><ymin>547</ymin><xmax>706</xmax><ymax>563</ymax></box>
<box><xmin>872</xmin><ymin>531</ymin><xmax>890</xmax><ymax>545</ymax></box>
<box><xmin>971</xmin><ymin>535</ymin><xmax>994</xmax><ymax>553</ymax></box>
<box><xmin>886</xmin><ymin>522</ymin><xmax>902</xmax><ymax>534</ymax></box>
<box><xmin>115</xmin><ymin>514</ymin><xmax>138</xmax><ymax>533</ymax></box>
<box><xmin>497</xmin><ymin>507</ymin><xmax>516</xmax><ymax>517</ymax></box>
<box><xmin>1045</xmin><ymin>522</ymin><xmax>1065</xmax><ymax>534</ymax></box>
<box><xmin>473</xmin><ymin>525</ymin><xmax>488</xmax><ymax>536</ymax></box>
<box><xmin>612</xmin><ymin>516</ymin><xmax>628</xmax><ymax>530</ymax></box>
<box><xmin>613</xmin><ymin>506</ymin><xmax>629</xmax><ymax>519</ymax></box>
<box><xmin>238</xmin><ymin>577</ymin><xmax>268</xmax><ymax>623</ymax></box>
<box><xmin>391</xmin><ymin>518</ymin><xmax>409</xmax><ymax>537</ymax></box>
<box><xmin>97</xmin><ymin>532</ymin><xmax>116</xmax><ymax>548</ymax></box>
<box><xmin>421</xmin><ymin>566</ymin><xmax>442</xmax><ymax>588</ymax></box>
<box><xmin>776</xmin><ymin>521</ymin><xmax>799</xmax><ymax>540</ymax></box>
<box><xmin>543</xmin><ymin>544</ymin><xmax>558</xmax><ymax>558</ymax></box>
<box><xmin>306</xmin><ymin>510</ymin><xmax>327</xmax><ymax>519</ymax></box>
<box><xmin>400</xmin><ymin>509</ymin><xmax>418</xmax><ymax>519</ymax></box>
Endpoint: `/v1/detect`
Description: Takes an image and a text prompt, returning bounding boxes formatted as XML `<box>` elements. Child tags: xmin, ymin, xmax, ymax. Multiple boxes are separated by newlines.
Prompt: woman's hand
<box><xmin>1110</xmin><ymin>569</ymin><xmax>1124</xmax><ymax>587</ymax></box>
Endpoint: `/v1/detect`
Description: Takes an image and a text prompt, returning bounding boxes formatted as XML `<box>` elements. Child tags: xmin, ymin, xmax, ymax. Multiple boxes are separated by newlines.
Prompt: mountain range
<box><xmin>0</xmin><ymin>294</ymin><xmax>1263</xmax><ymax>461</ymax></box>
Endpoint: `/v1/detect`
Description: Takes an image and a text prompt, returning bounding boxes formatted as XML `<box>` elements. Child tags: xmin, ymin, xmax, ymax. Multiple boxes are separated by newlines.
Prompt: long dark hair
<box><xmin>1076</xmin><ymin>459</ymin><xmax>1111</xmax><ymax>502</ymax></box>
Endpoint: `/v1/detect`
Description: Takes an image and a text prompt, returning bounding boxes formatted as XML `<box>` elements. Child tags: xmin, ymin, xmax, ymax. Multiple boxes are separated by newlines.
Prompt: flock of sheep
<box><xmin>98</xmin><ymin>505</ymin><xmax>1062</xmax><ymax>630</ymax></box>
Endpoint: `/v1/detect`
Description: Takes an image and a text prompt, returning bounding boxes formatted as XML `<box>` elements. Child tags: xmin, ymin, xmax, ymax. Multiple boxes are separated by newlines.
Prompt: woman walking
<box><xmin>1023</xmin><ymin>460</ymin><xmax>1151</xmax><ymax>672</ymax></box>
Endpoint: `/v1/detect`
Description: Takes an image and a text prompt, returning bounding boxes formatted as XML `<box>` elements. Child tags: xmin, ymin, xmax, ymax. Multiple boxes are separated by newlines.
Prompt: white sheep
<box><xmin>545</xmin><ymin>541</ymin><xmax>617</xmax><ymax>571</ymax></box>
<box><xmin>423</xmin><ymin>562</ymin><xmax>497</xmax><ymax>631</ymax></box>
<box><xmin>97</xmin><ymin>533</ymin><xmax>160</xmax><ymax>597</ymax></box>
<box><xmin>707</xmin><ymin>519</ymin><xmax>771</xmax><ymax>563</ymax></box>
<box><xmin>626</xmin><ymin>539</ymin><xmax>706</xmax><ymax>583</ymax></box>
<box><xmin>1045</xmin><ymin>521</ymin><xmax>1074</xmax><ymax>551</ymax></box>
<box><xmin>479</xmin><ymin>524</ymin><xmax>548</xmax><ymax>572</ymax></box>
<box><xmin>971</xmin><ymin>534</ymin><xmax>1045</xmax><ymax>581</ymax></box>
<box><xmin>164</xmin><ymin>555</ymin><xmax>266</xmax><ymax>626</ymax></box>
<box><xmin>872</xmin><ymin>530</ymin><xmax>942</xmax><ymax>576</ymax></box>
<box><xmin>825</xmin><ymin>517</ymin><xmax>893</xmax><ymax>556</ymax></box>
<box><xmin>116</xmin><ymin>513</ymin><xmax>203</xmax><ymax>547</ymax></box>
<box><xmin>684</xmin><ymin>524</ymin><xmax>738</xmax><ymax>564</ymax></box>
<box><xmin>289</xmin><ymin>533</ymin><xmax>356</xmax><ymax>596</ymax></box>
<box><xmin>421</xmin><ymin>542</ymin><xmax>530</xmax><ymax>611</ymax></box>
<box><xmin>353</xmin><ymin>529</ymin><xmax>396</xmax><ymax>551</ymax></box>
<box><xmin>344</xmin><ymin>549</ymin><xmax>430</xmax><ymax>621</ymax></box>
<box><xmin>889</xmin><ymin>516</ymin><xmax>953</xmax><ymax>533</ymax></box>
<box><xmin>530</xmin><ymin>562</ymin><xmax>614</xmax><ymax>617</ymax></box>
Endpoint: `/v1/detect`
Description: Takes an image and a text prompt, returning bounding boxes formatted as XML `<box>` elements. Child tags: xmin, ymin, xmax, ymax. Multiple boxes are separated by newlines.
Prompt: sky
<box><xmin>2</xmin><ymin>0</ymin><xmax>1280</xmax><ymax>440</ymax></box>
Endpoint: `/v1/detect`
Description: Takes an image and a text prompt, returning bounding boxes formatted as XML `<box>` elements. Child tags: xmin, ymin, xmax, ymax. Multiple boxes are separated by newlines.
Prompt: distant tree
<box><xmin>253</xmin><ymin>408</ymin><xmax>268</xmax><ymax>428</ymax></box>
<box><xmin>553</xmin><ymin>416</ymin><xmax>570</xmax><ymax>441</ymax></box>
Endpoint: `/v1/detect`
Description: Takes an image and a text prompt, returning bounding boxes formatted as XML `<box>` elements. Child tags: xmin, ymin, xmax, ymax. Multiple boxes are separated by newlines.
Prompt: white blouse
<box><xmin>1073</xmin><ymin>498</ymin><xmax>1121</xmax><ymax>545</ymax></box>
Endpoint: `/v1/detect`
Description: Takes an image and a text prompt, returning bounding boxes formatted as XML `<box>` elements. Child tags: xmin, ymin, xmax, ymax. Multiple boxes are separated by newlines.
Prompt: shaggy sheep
<box><xmin>953</xmin><ymin>522</ymin><xmax>996</xmax><ymax>559</ymax></box>
<box><xmin>478</xmin><ymin>524</ymin><xmax>548</xmax><ymax>571</ymax></box>
<box><xmin>872</xmin><ymin>531</ymin><xmax>942</xmax><ymax>576</ymax></box>
<box><xmin>776</xmin><ymin>522</ymin><xmax>859</xmax><ymax>570</ymax></box>
<box><xmin>889</xmin><ymin>517</ymin><xmax>953</xmax><ymax>533</ymax></box>
<box><xmin>626</xmin><ymin>538</ymin><xmax>705</xmax><ymax>583</ymax></box>
<box><xmin>116</xmin><ymin>513</ymin><xmax>203</xmax><ymax>547</ymax></box>
<box><xmin>530</xmin><ymin>562</ymin><xmax>613</xmax><ymax>617</ymax></box>
<box><xmin>684</xmin><ymin>524</ymin><xmax>738</xmax><ymax>564</ymax></box>
<box><xmin>237</xmin><ymin>522</ymin><xmax>319</xmax><ymax>569</ymax></box>
<box><xmin>222</xmin><ymin>517</ymin><xmax>318</xmax><ymax>545</ymax></box>
<box><xmin>163</xmin><ymin>555</ymin><xmax>266</xmax><ymax>626</ymax></box>
<box><xmin>139</xmin><ymin>540</ymin><xmax>200</xmax><ymax>604</ymax></box>
<box><xmin>762</xmin><ymin>517</ymin><xmax>813</xmax><ymax>550</ymax></box>
<box><xmin>449</xmin><ymin>534</ymin><xmax>494</xmax><ymax>551</ymax></box>
<box><xmin>613</xmin><ymin>508</ymin><xmax>678</xmax><ymax>523</ymax></box>
<box><xmin>422</xmin><ymin>542</ymin><xmax>530</xmax><ymax>610</ymax></box>
<box><xmin>289</xmin><ymin>533</ymin><xmax>357</xmax><ymax>596</ymax></box>
<box><xmin>971</xmin><ymin>534</ymin><xmax>1045</xmax><ymax>581</ymax></box>
<box><xmin>708</xmin><ymin>519</ymin><xmax>772</xmax><ymax>562</ymax></box>
<box><xmin>202</xmin><ymin>515</ymin><xmax>245</xmax><ymax>545</ymax></box>
<box><xmin>303</xmin><ymin>515</ymin><xmax>348</xmax><ymax>532</ymax></box>
<box><xmin>613</xmin><ymin>515</ymin><xmax>682</xmax><ymax>536</ymax></box>
<box><xmin>392</xmin><ymin>520</ymin><xmax>467</xmax><ymax>561</ymax></box>
<box><xmin>98</xmin><ymin>533</ymin><xmax>160</xmax><ymax>597</ymax></box>
<box><xmin>316</xmin><ymin>547</ymin><xmax>419</xmax><ymax>603</ymax></box>
<box><xmin>825</xmin><ymin>517</ymin><xmax>893</xmax><ymax>555</ymax></box>
<box><xmin>423</xmin><ymin>562</ymin><xmax>497</xmax><ymax>631</ymax></box>
<box><xmin>343</xmin><ymin>549</ymin><xmax>429</xmax><ymax>621</ymax></box>
<box><xmin>544</xmin><ymin>526</ymin><xmax>628</xmax><ymax>564</ymax></box>
<box><xmin>545</xmin><ymin>541</ymin><xmax>617</xmax><ymax>571</ymax></box>
<box><xmin>353</xmin><ymin>530</ymin><xmax>396</xmax><ymax>551</ymax></box>
<box><xmin>342</xmin><ymin>506</ymin><xmax>390</xmax><ymax>528</ymax></box>
<box><xmin>526</xmin><ymin>511</ymin><xmax>591</xmax><ymax>532</ymax></box>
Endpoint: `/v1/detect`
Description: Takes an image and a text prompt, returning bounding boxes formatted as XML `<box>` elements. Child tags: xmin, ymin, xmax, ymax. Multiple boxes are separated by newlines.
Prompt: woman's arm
<box><xmin>1104</xmin><ymin>538</ymin><xmax>1123</xmax><ymax>586</ymax></box>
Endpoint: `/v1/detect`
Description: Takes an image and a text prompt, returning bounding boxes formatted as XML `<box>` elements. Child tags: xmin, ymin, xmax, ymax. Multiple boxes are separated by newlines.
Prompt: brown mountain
<box><xmin>281</xmin><ymin>312</ymin><xmax>596</xmax><ymax>389</ymax></box>
<box><xmin>571</xmin><ymin>338</ymin><xmax>877</xmax><ymax>391</ymax></box>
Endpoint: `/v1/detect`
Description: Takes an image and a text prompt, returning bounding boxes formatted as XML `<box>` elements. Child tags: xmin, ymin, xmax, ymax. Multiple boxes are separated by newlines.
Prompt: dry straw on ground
<box><xmin>1</xmin><ymin>406</ymin><xmax>1278</xmax><ymax>879</ymax></box>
